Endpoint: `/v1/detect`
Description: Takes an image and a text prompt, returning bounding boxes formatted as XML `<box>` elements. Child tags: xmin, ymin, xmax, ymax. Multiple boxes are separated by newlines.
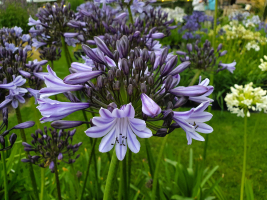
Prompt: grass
<box><xmin>4</xmin><ymin>47</ymin><xmax>267</xmax><ymax>199</ymax></box>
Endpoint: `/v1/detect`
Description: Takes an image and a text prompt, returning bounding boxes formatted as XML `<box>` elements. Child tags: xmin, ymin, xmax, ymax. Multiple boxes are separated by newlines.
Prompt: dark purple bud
<box><xmin>94</xmin><ymin>36</ymin><xmax>114</xmax><ymax>59</ymax></box>
<box><xmin>217</xmin><ymin>44</ymin><xmax>223</xmax><ymax>52</ymax></box>
<box><xmin>173</xmin><ymin>96</ymin><xmax>188</xmax><ymax>108</ymax></box>
<box><xmin>121</xmin><ymin>58</ymin><xmax>129</xmax><ymax>75</ymax></box>
<box><xmin>108</xmin><ymin>70</ymin><xmax>114</xmax><ymax>81</ymax></box>
<box><xmin>0</xmin><ymin>136</ymin><xmax>4</xmax><ymax>146</ymax></box>
<box><xmin>161</xmin><ymin>55</ymin><xmax>178</xmax><ymax>76</ymax></box>
<box><xmin>51</xmin><ymin>120</ymin><xmax>84</xmax><ymax>129</ymax></box>
<box><xmin>113</xmin><ymin>81</ymin><xmax>120</xmax><ymax>90</ymax></box>
<box><xmin>155</xmin><ymin>128</ymin><xmax>168</xmax><ymax>137</ymax></box>
<box><xmin>176</xmin><ymin>51</ymin><xmax>187</xmax><ymax>56</ymax></box>
<box><xmin>141</xmin><ymin>83</ymin><xmax>147</xmax><ymax>93</ymax></box>
<box><xmin>127</xmin><ymin>84</ymin><xmax>133</xmax><ymax>95</ymax></box>
<box><xmin>64</xmin><ymin>71</ymin><xmax>102</xmax><ymax>84</ymax></box>
<box><xmin>169</xmin><ymin>61</ymin><xmax>191</xmax><ymax>76</ymax></box>
<box><xmin>97</xmin><ymin>75</ymin><xmax>104</xmax><ymax>88</ymax></box>
<box><xmin>142</xmin><ymin>49</ymin><xmax>149</xmax><ymax>62</ymax></box>
<box><xmin>82</xmin><ymin>44</ymin><xmax>105</xmax><ymax>64</ymax></box>
<box><xmin>21</xmin><ymin>159</ymin><xmax>31</xmax><ymax>163</ymax></box>
<box><xmin>86</xmin><ymin>40</ymin><xmax>96</xmax><ymax>45</ymax></box>
<box><xmin>219</xmin><ymin>50</ymin><xmax>227</xmax><ymax>57</ymax></box>
<box><xmin>160</xmin><ymin>48</ymin><xmax>168</xmax><ymax>66</ymax></box>
<box><xmin>12</xmin><ymin>121</ymin><xmax>35</xmax><ymax>129</ymax></box>
<box><xmin>49</xmin><ymin>161</ymin><xmax>55</xmax><ymax>172</ymax></box>
<box><xmin>64</xmin><ymin>33</ymin><xmax>79</xmax><ymax>38</ymax></box>
<box><xmin>58</xmin><ymin>153</ymin><xmax>63</xmax><ymax>160</ymax></box>
<box><xmin>9</xmin><ymin>133</ymin><xmax>17</xmax><ymax>145</ymax></box>
<box><xmin>107</xmin><ymin>102</ymin><xmax>117</xmax><ymax>112</ymax></box>
<box><xmin>187</xmin><ymin>44</ymin><xmax>192</xmax><ymax>52</ymax></box>
<box><xmin>165</xmin><ymin>75</ymin><xmax>173</xmax><ymax>91</ymax></box>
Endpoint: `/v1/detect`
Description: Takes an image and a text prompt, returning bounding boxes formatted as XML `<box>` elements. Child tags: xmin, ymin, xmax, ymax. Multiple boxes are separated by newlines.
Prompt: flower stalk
<box><xmin>240</xmin><ymin>111</ymin><xmax>248</xmax><ymax>200</ymax></box>
<box><xmin>118</xmin><ymin>158</ymin><xmax>127</xmax><ymax>200</ymax></box>
<box><xmin>1</xmin><ymin>148</ymin><xmax>8</xmax><ymax>200</ymax></box>
<box><xmin>61</xmin><ymin>36</ymin><xmax>71</xmax><ymax>69</ymax></box>
<box><xmin>103</xmin><ymin>149</ymin><xmax>119</xmax><ymax>200</ymax></box>
<box><xmin>54</xmin><ymin>159</ymin><xmax>62</xmax><ymax>200</ymax></box>
<box><xmin>127</xmin><ymin>5</ymin><xmax>134</xmax><ymax>24</ymax></box>
<box><xmin>15</xmin><ymin>106</ymin><xmax>39</xmax><ymax>200</ymax></box>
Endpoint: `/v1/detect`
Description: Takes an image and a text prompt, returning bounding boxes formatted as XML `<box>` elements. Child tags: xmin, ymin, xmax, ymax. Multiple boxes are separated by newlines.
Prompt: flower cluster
<box><xmin>21</xmin><ymin>127</ymin><xmax>82</xmax><ymax>172</ymax></box>
<box><xmin>0</xmin><ymin>27</ymin><xmax>47</xmax><ymax>109</ymax></box>
<box><xmin>161</xmin><ymin>7</ymin><xmax>185</xmax><ymax>23</ymax></box>
<box><xmin>178</xmin><ymin>11</ymin><xmax>213</xmax><ymax>40</ymax></box>
<box><xmin>36</xmin><ymin>34</ymin><xmax>214</xmax><ymax>160</ymax></box>
<box><xmin>225</xmin><ymin>83</ymin><xmax>267</xmax><ymax>117</ymax></box>
<box><xmin>0</xmin><ymin>107</ymin><xmax>35</xmax><ymax>151</ymax></box>
<box><xmin>176</xmin><ymin>40</ymin><xmax>236</xmax><ymax>73</ymax></box>
<box><xmin>259</xmin><ymin>55</ymin><xmax>267</xmax><ymax>71</ymax></box>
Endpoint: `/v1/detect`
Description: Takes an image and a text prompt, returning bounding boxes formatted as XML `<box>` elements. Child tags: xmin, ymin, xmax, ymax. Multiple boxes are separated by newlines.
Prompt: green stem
<box><xmin>71</xmin><ymin>164</ymin><xmax>80</xmax><ymax>197</ymax></box>
<box><xmin>127</xmin><ymin>5</ymin><xmax>134</xmax><ymax>24</ymax></box>
<box><xmin>203</xmin><ymin>72</ymin><xmax>214</xmax><ymax>161</ymax></box>
<box><xmin>151</xmin><ymin>135</ymin><xmax>169</xmax><ymax>200</ymax></box>
<box><xmin>61</xmin><ymin>36</ymin><xmax>71</xmax><ymax>68</ymax></box>
<box><xmin>15</xmin><ymin>106</ymin><xmax>39</xmax><ymax>200</ymax></box>
<box><xmin>1</xmin><ymin>148</ymin><xmax>8</xmax><ymax>200</ymax></box>
<box><xmin>240</xmin><ymin>113</ymin><xmax>247</xmax><ymax>200</ymax></box>
<box><xmin>188</xmin><ymin>70</ymin><xmax>201</xmax><ymax>86</ymax></box>
<box><xmin>40</xmin><ymin>168</ymin><xmax>45</xmax><ymax>200</ymax></box>
<box><xmin>127</xmin><ymin>151</ymin><xmax>132</xmax><ymax>194</ymax></box>
<box><xmin>54</xmin><ymin>160</ymin><xmax>62</xmax><ymax>200</ymax></box>
<box><xmin>79</xmin><ymin>139</ymin><xmax>97</xmax><ymax>200</ymax></box>
<box><xmin>212</xmin><ymin>0</ymin><xmax>218</xmax><ymax>48</ymax></box>
<box><xmin>103</xmin><ymin>149</ymin><xmax>119</xmax><ymax>200</ymax></box>
<box><xmin>118</xmin><ymin>158</ymin><xmax>127</xmax><ymax>200</ymax></box>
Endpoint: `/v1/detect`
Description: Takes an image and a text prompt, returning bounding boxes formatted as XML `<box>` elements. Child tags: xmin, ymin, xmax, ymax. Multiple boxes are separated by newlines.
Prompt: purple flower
<box><xmin>169</xmin><ymin>61</ymin><xmax>191</xmax><ymax>76</ymax></box>
<box><xmin>0</xmin><ymin>76</ymin><xmax>25</xmax><ymax>90</ymax></box>
<box><xmin>173</xmin><ymin>101</ymin><xmax>213</xmax><ymax>144</ymax></box>
<box><xmin>12</xmin><ymin>121</ymin><xmax>35</xmax><ymax>129</ymax></box>
<box><xmin>39</xmin><ymin>65</ymin><xmax>84</xmax><ymax>98</ymax></box>
<box><xmin>5</xmin><ymin>43</ymin><xmax>18</xmax><ymax>53</ymax></box>
<box><xmin>85</xmin><ymin>104</ymin><xmax>152</xmax><ymax>160</ymax></box>
<box><xmin>189</xmin><ymin>77</ymin><xmax>214</xmax><ymax>103</ymax></box>
<box><xmin>141</xmin><ymin>93</ymin><xmax>161</xmax><ymax>118</ymax></box>
<box><xmin>37</xmin><ymin>98</ymin><xmax>90</xmax><ymax>122</ymax></box>
<box><xmin>64</xmin><ymin>33</ymin><xmax>79</xmax><ymax>38</ymax></box>
<box><xmin>218</xmin><ymin>61</ymin><xmax>236</xmax><ymax>73</ymax></box>
<box><xmin>63</xmin><ymin>70</ymin><xmax>102</xmax><ymax>85</ymax></box>
<box><xmin>70</xmin><ymin>62</ymin><xmax>93</xmax><ymax>72</ymax></box>
<box><xmin>6</xmin><ymin>87</ymin><xmax>28</xmax><ymax>108</ymax></box>
<box><xmin>32</xmin><ymin>38</ymin><xmax>47</xmax><ymax>50</ymax></box>
<box><xmin>65</xmin><ymin>37</ymin><xmax>79</xmax><ymax>47</ymax></box>
<box><xmin>27</xmin><ymin>88</ymin><xmax>40</xmax><ymax>104</ymax></box>
<box><xmin>28</xmin><ymin>16</ymin><xmax>42</xmax><ymax>26</ymax></box>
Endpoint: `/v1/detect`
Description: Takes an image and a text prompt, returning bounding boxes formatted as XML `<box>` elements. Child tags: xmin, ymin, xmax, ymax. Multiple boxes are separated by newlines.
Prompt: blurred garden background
<box><xmin>1</xmin><ymin>0</ymin><xmax>267</xmax><ymax>200</ymax></box>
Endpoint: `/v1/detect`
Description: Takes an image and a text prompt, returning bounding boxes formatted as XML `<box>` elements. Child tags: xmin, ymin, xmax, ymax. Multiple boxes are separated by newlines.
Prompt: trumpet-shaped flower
<box><xmin>85</xmin><ymin>104</ymin><xmax>152</xmax><ymax>160</ymax></box>
<box><xmin>189</xmin><ymin>77</ymin><xmax>214</xmax><ymax>103</ymax></box>
<box><xmin>225</xmin><ymin>82</ymin><xmax>267</xmax><ymax>117</ymax></box>
<box><xmin>172</xmin><ymin>101</ymin><xmax>213</xmax><ymax>144</ymax></box>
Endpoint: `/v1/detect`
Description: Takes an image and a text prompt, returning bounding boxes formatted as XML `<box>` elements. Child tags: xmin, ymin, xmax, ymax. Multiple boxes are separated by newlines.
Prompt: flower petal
<box><xmin>127</xmin><ymin>125</ymin><xmax>140</xmax><ymax>153</ymax></box>
<box><xmin>99</xmin><ymin>126</ymin><xmax>116</xmax><ymax>153</ymax></box>
<box><xmin>195</xmin><ymin>122</ymin><xmax>213</xmax><ymax>133</ymax></box>
<box><xmin>85</xmin><ymin>120</ymin><xmax>116</xmax><ymax>138</ymax></box>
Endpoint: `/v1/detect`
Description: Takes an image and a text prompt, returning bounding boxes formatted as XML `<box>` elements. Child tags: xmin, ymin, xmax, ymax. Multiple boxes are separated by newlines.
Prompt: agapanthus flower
<box><xmin>86</xmin><ymin>104</ymin><xmax>152</xmax><ymax>160</ymax></box>
<box><xmin>225</xmin><ymin>82</ymin><xmax>267</xmax><ymax>117</ymax></box>
<box><xmin>21</xmin><ymin>127</ymin><xmax>81</xmax><ymax>172</ymax></box>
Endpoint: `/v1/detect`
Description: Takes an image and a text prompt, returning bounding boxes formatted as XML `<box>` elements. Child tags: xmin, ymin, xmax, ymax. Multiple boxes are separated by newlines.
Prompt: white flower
<box><xmin>225</xmin><ymin>82</ymin><xmax>267</xmax><ymax>117</ymax></box>
<box><xmin>259</xmin><ymin>55</ymin><xmax>267</xmax><ymax>71</ymax></box>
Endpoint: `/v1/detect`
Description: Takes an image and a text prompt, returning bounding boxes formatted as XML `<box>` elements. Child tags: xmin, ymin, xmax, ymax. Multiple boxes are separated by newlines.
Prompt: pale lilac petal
<box><xmin>130</xmin><ymin>126</ymin><xmax>152</xmax><ymax>138</ymax></box>
<box><xmin>188</xmin><ymin>112</ymin><xmax>213</xmax><ymax>123</ymax></box>
<box><xmin>116</xmin><ymin>135</ymin><xmax>127</xmax><ymax>160</ymax></box>
<box><xmin>169</xmin><ymin>86</ymin><xmax>208</xmax><ymax>97</ymax></box>
<box><xmin>194</xmin><ymin>101</ymin><xmax>210</xmax><ymax>113</ymax></box>
<box><xmin>141</xmin><ymin>93</ymin><xmax>161</xmax><ymax>118</ymax></box>
<box><xmin>195</xmin><ymin>122</ymin><xmax>213</xmax><ymax>133</ymax></box>
<box><xmin>85</xmin><ymin>121</ymin><xmax>116</xmax><ymax>138</ymax></box>
<box><xmin>189</xmin><ymin>96</ymin><xmax>214</xmax><ymax>103</ymax></box>
<box><xmin>71</xmin><ymin>62</ymin><xmax>93</xmax><ymax>72</ymax></box>
<box><xmin>99</xmin><ymin>108</ymin><xmax>113</xmax><ymax>119</ymax></box>
<box><xmin>123</xmin><ymin>104</ymin><xmax>135</xmax><ymax>118</ymax></box>
<box><xmin>126</xmin><ymin>125</ymin><xmax>140</xmax><ymax>153</ymax></box>
<box><xmin>173</xmin><ymin>117</ymin><xmax>194</xmax><ymax>132</ymax></box>
<box><xmin>173</xmin><ymin>109</ymin><xmax>194</xmax><ymax>119</ymax></box>
<box><xmin>63</xmin><ymin>71</ymin><xmax>102</xmax><ymax>84</ymax></box>
<box><xmin>186</xmin><ymin>131</ymin><xmax>204</xmax><ymax>142</ymax></box>
<box><xmin>99</xmin><ymin>127</ymin><xmax>116</xmax><ymax>152</ymax></box>
<box><xmin>105</xmin><ymin>56</ymin><xmax>117</xmax><ymax>67</ymax></box>
<box><xmin>112</xmin><ymin>108</ymin><xmax>127</xmax><ymax>118</ymax></box>
<box><xmin>92</xmin><ymin>117</ymin><xmax>115</xmax><ymax>126</ymax></box>
<box><xmin>129</xmin><ymin>118</ymin><xmax>146</xmax><ymax>131</ymax></box>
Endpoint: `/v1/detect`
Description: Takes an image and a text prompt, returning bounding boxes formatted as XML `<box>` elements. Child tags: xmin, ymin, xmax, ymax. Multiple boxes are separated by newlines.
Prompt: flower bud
<box><xmin>9</xmin><ymin>133</ymin><xmax>17</xmax><ymax>145</ymax></box>
<box><xmin>140</xmin><ymin>83</ymin><xmax>147</xmax><ymax>93</ymax></box>
<box><xmin>187</xmin><ymin>44</ymin><xmax>192</xmax><ymax>52</ymax></box>
<box><xmin>127</xmin><ymin>84</ymin><xmax>133</xmax><ymax>95</ymax></box>
<box><xmin>12</xmin><ymin>121</ymin><xmax>35</xmax><ymax>129</ymax></box>
<box><xmin>58</xmin><ymin>153</ymin><xmax>63</xmax><ymax>160</ymax></box>
<box><xmin>155</xmin><ymin>128</ymin><xmax>168</xmax><ymax>137</ymax></box>
<box><xmin>121</xmin><ymin>58</ymin><xmax>129</xmax><ymax>75</ymax></box>
<box><xmin>141</xmin><ymin>93</ymin><xmax>161</xmax><ymax>118</ymax></box>
<box><xmin>51</xmin><ymin>120</ymin><xmax>84</xmax><ymax>129</ymax></box>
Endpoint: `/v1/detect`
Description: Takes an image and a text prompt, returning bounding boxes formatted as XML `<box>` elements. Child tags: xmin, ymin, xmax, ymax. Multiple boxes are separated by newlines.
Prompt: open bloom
<box><xmin>189</xmin><ymin>77</ymin><xmax>214</xmax><ymax>103</ymax></box>
<box><xmin>259</xmin><ymin>55</ymin><xmax>267</xmax><ymax>71</ymax></box>
<box><xmin>85</xmin><ymin>104</ymin><xmax>152</xmax><ymax>160</ymax></box>
<box><xmin>172</xmin><ymin>101</ymin><xmax>213</xmax><ymax>144</ymax></box>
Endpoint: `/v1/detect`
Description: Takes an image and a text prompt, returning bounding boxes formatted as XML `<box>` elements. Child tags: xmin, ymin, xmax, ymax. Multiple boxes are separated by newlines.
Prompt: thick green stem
<box><xmin>188</xmin><ymin>70</ymin><xmax>201</xmax><ymax>86</ymax></box>
<box><xmin>1</xmin><ymin>149</ymin><xmax>8</xmax><ymax>200</ymax></box>
<box><xmin>127</xmin><ymin>151</ymin><xmax>132</xmax><ymax>194</ymax></box>
<box><xmin>61</xmin><ymin>36</ymin><xmax>71</xmax><ymax>69</ymax></box>
<box><xmin>203</xmin><ymin>72</ymin><xmax>214</xmax><ymax>161</ymax></box>
<box><xmin>127</xmin><ymin>5</ymin><xmax>134</xmax><ymax>24</ymax></box>
<box><xmin>40</xmin><ymin>168</ymin><xmax>45</xmax><ymax>200</ymax></box>
<box><xmin>103</xmin><ymin>149</ymin><xmax>119</xmax><ymax>200</ymax></box>
<box><xmin>79</xmin><ymin>139</ymin><xmax>97</xmax><ymax>200</ymax></box>
<box><xmin>71</xmin><ymin>164</ymin><xmax>80</xmax><ymax>197</ymax></box>
<box><xmin>119</xmin><ymin>158</ymin><xmax>127</xmax><ymax>200</ymax></box>
<box><xmin>240</xmin><ymin>113</ymin><xmax>247</xmax><ymax>200</ymax></box>
<box><xmin>212</xmin><ymin>0</ymin><xmax>218</xmax><ymax>48</ymax></box>
<box><xmin>151</xmin><ymin>135</ymin><xmax>169</xmax><ymax>200</ymax></box>
<box><xmin>54</xmin><ymin>160</ymin><xmax>62</xmax><ymax>200</ymax></box>
<box><xmin>15</xmin><ymin>106</ymin><xmax>39</xmax><ymax>200</ymax></box>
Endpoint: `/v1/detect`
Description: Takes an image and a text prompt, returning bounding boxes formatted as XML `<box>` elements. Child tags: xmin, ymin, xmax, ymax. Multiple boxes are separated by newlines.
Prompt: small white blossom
<box><xmin>259</xmin><ymin>55</ymin><xmax>267</xmax><ymax>71</ymax></box>
<box><xmin>225</xmin><ymin>82</ymin><xmax>267</xmax><ymax>117</ymax></box>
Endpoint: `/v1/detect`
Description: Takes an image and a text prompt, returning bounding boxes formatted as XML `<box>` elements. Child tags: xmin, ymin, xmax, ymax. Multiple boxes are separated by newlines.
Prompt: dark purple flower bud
<box><xmin>82</xmin><ymin>44</ymin><xmax>105</xmax><ymax>64</ymax></box>
<box><xmin>22</xmin><ymin>142</ymin><xmax>32</xmax><ymax>148</ymax></box>
<box><xmin>155</xmin><ymin>128</ymin><xmax>168</xmax><ymax>137</ymax></box>
<box><xmin>169</xmin><ymin>61</ymin><xmax>191</xmax><ymax>76</ymax></box>
<box><xmin>19</xmin><ymin>70</ymin><xmax>31</xmax><ymax>78</ymax></box>
<box><xmin>160</xmin><ymin>48</ymin><xmax>168</xmax><ymax>66</ymax></box>
<box><xmin>217</xmin><ymin>44</ymin><xmax>223</xmax><ymax>52</ymax></box>
<box><xmin>0</xmin><ymin>136</ymin><xmax>4</xmax><ymax>146</ymax></box>
<box><xmin>21</xmin><ymin>159</ymin><xmax>31</xmax><ymax>163</ymax></box>
<box><xmin>107</xmin><ymin>102</ymin><xmax>117</xmax><ymax>112</ymax></box>
<box><xmin>134</xmin><ymin>57</ymin><xmax>143</xmax><ymax>70</ymax></box>
<box><xmin>127</xmin><ymin>84</ymin><xmax>133</xmax><ymax>95</ymax></box>
<box><xmin>12</xmin><ymin>121</ymin><xmax>35</xmax><ymax>129</ymax></box>
<box><xmin>173</xmin><ymin>96</ymin><xmax>188</xmax><ymax>108</ymax></box>
<box><xmin>176</xmin><ymin>51</ymin><xmax>187</xmax><ymax>56</ymax></box>
<box><xmin>94</xmin><ymin>36</ymin><xmax>114</xmax><ymax>59</ymax></box>
<box><xmin>187</xmin><ymin>44</ymin><xmax>192</xmax><ymax>52</ymax></box>
<box><xmin>133</xmin><ymin>31</ymin><xmax>140</xmax><ymax>37</ymax></box>
<box><xmin>51</xmin><ymin>120</ymin><xmax>84</xmax><ymax>129</ymax></box>
<box><xmin>49</xmin><ymin>161</ymin><xmax>55</xmax><ymax>172</ymax></box>
<box><xmin>77</xmin><ymin>35</ymin><xmax>84</xmax><ymax>42</ymax></box>
<box><xmin>86</xmin><ymin>40</ymin><xmax>96</xmax><ymax>45</ymax></box>
<box><xmin>209</xmin><ymin>48</ymin><xmax>214</xmax><ymax>56</ymax></box>
<box><xmin>219</xmin><ymin>50</ymin><xmax>227</xmax><ymax>57</ymax></box>
<box><xmin>58</xmin><ymin>153</ymin><xmax>63</xmax><ymax>160</ymax></box>
<box><xmin>121</xmin><ymin>58</ymin><xmax>129</xmax><ymax>75</ymax></box>
<box><xmin>108</xmin><ymin>70</ymin><xmax>114</xmax><ymax>81</ymax></box>
<box><xmin>148</xmin><ymin>76</ymin><xmax>154</xmax><ymax>85</ymax></box>
<box><xmin>165</xmin><ymin>75</ymin><xmax>173</xmax><ymax>91</ymax></box>
<box><xmin>161</xmin><ymin>56</ymin><xmax>178</xmax><ymax>76</ymax></box>
<box><xmin>64</xmin><ymin>71</ymin><xmax>102</xmax><ymax>84</ymax></box>
<box><xmin>142</xmin><ymin>49</ymin><xmax>149</xmax><ymax>62</ymax></box>
<box><xmin>141</xmin><ymin>83</ymin><xmax>147</xmax><ymax>93</ymax></box>
<box><xmin>9</xmin><ymin>133</ymin><xmax>17</xmax><ymax>145</ymax></box>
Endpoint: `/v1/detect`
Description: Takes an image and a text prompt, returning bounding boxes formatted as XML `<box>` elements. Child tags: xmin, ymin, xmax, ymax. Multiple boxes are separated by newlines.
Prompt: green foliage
<box><xmin>0</xmin><ymin>3</ymin><xmax>30</xmax><ymax>32</ymax></box>
<box><xmin>67</xmin><ymin>0</ymin><xmax>84</xmax><ymax>11</ymax></box>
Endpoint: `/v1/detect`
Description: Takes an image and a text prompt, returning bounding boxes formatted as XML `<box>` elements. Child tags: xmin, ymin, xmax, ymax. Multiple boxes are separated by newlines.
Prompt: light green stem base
<box><xmin>240</xmin><ymin>114</ymin><xmax>247</xmax><ymax>200</ymax></box>
<box><xmin>1</xmin><ymin>149</ymin><xmax>8</xmax><ymax>200</ymax></box>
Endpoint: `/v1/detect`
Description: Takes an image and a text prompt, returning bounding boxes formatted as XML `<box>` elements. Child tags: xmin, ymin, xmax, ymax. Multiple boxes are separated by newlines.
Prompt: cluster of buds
<box><xmin>28</xmin><ymin>0</ymin><xmax>74</xmax><ymax>60</ymax></box>
<box><xmin>0</xmin><ymin>107</ymin><xmax>35</xmax><ymax>151</ymax></box>
<box><xmin>36</xmin><ymin>34</ymin><xmax>214</xmax><ymax>160</ymax></box>
<box><xmin>225</xmin><ymin>82</ymin><xmax>267</xmax><ymax>117</ymax></box>
<box><xmin>21</xmin><ymin>127</ymin><xmax>82</xmax><ymax>172</ymax></box>
<box><xmin>0</xmin><ymin>27</ymin><xmax>47</xmax><ymax>109</ymax></box>
<box><xmin>177</xmin><ymin>40</ymin><xmax>236</xmax><ymax>73</ymax></box>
